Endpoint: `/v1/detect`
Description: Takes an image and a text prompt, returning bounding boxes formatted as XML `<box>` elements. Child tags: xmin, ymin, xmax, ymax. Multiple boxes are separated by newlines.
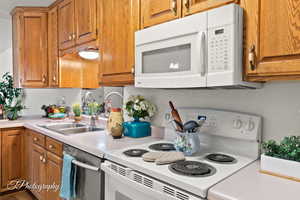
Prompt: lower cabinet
<box><xmin>0</xmin><ymin>128</ymin><xmax>25</xmax><ymax>192</ymax></box>
<box><xmin>28</xmin><ymin>129</ymin><xmax>63</xmax><ymax>200</ymax></box>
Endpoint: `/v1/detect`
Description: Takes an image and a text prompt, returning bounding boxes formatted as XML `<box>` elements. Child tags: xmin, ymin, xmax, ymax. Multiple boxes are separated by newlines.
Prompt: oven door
<box><xmin>102</xmin><ymin>161</ymin><xmax>203</xmax><ymax>200</ymax></box>
<box><xmin>135</xmin><ymin>12</ymin><xmax>207</xmax><ymax>89</ymax></box>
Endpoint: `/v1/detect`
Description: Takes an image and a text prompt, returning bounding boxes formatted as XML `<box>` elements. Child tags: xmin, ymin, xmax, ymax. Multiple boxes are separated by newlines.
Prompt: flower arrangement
<box><xmin>262</xmin><ymin>136</ymin><xmax>300</xmax><ymax>162</ymax></box>
<box><xmin>72</xmin><ymin>104</ymin><xmax>82</xmax><ymax>117</ymax></box>
<box><xmin>124</xmin><ymin>95</ymin><xmax>157</xmax><ymax>120</ymax></box>
<box><xmin>0</xmin><ymin>73</ymin><xmax>24</xmax><ymax>120</ymax></box>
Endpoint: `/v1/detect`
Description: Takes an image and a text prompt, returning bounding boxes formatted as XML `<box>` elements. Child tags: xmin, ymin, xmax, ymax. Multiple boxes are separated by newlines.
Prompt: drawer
<box><xmin>46</xmin><ymin>137</ymin><xmax>63</xmax><ymax>157</ymax></box>
<box><xmin>31</xmin><ymin>131</ymin><xmax>46</xmax><ymax>147</ymax></box>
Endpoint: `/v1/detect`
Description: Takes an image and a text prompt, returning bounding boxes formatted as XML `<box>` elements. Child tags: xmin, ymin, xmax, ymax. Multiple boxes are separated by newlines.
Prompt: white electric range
<box><xmin>104</xmin><ymin>108</ymin><xmax>262</xmax><ymax>200</ymax></box>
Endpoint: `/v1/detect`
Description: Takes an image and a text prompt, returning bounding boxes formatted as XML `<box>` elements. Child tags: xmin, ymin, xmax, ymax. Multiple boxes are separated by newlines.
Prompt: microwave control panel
<box><xmin>208</xmin><ymin>25</ymin><xmax>232</xmax><ymax>73</ymax></box>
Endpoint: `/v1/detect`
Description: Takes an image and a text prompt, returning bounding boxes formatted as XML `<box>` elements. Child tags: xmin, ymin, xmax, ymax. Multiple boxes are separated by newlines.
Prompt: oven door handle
<box><xmin>72</xmin><ymin>160</ymin><xmax>100</xmax><ymax>172</ymax></box>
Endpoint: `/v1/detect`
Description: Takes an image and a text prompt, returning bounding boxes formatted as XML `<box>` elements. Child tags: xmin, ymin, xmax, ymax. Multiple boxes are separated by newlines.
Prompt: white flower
<box><xmin>133</xmin><ymin>104</ymin><xmax>140</xmax><ymax>111</ymax></box>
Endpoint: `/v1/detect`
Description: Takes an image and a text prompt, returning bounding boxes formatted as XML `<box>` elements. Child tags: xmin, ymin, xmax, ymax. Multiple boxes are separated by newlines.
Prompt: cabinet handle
<box><xmin>53</xmin><ymin>76</ymin><xmax>56</xmax><ymax>82</ymax></box>
<box><xmin>131</xmin><ymin>66</ymin><xmax>135</xmax><ymax>75</ymax></box>
<box><xmin>40</xmin><ymin>156</ymin><xmax>43</xmax><ymax>161</ymax></box>
<box><xmin>72</xmin><ymin>33</ymin><xmax>76</xmax><ymax>40</ymax></box>
<box><xmin>33</xmin><ymin>137</ymin><xmax>38</xmax><ymax>142</ymax></box>
<box><xmin>69</xmin><ymin>35</ymin><xmax>72</xmax><ymax>41</ymax></box>
<box><xmin>249</xmin><ymin>45</ymin><xmax>256</xmax><ymax>71</ymax></box>
<box><xmin>171</xmin><ymin>0</ymin><xmax>177</xmax><ymax>15</ymax></box>
<box><xmin>42</xmin><ymin>75</ymin><xmax>47</xmax><ymax>84</ymax></box>
<box><xmin>49</xmin><ymin>144</ymin><xmax>54</xmax><ymax>149</ymax></box>
<box><xmin>42</xmin><ymin>158</ymin><xmax>46</xmax><ymax>163</ymax></box>
<box><xmin>184</xmin><ymin>0</ymin><xmax>190</xmax><ymax>10</ymax></box>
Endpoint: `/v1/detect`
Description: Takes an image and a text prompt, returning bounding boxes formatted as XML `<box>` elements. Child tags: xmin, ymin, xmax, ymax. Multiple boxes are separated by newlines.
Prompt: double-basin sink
<box><xmin>39</xmin><ymin>123</ymin><xmax>104</xmax><ymax>135</ymax></box>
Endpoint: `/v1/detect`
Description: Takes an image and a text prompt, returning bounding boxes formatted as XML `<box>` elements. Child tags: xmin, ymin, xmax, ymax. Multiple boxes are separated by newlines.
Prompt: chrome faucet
<box><xmin>90</xmin><ymin>115</ymin><xmax>97</xmax><ymax>129</ymax></box>
<box><xmin>104</xmin><ymin>91</ymin><xmax>123</xmax><ymax>118</ymax></box>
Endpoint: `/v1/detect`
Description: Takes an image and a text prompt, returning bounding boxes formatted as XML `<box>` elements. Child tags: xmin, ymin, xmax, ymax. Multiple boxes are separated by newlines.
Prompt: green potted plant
<box><xmin>261</xmin><ymin>136</ymin><xmax>300</xmax><ymax>181</ymax></box>
<box><xmin>123</xmin><ymin>95</ymin><xmax>157</xmax><ymax>138</ymax></box>
<box><xmin>72</xmin><ymin>103</ymin><xmax>82</xmax><ymax>122</ymax></box>
<box><xmin>0</xmin><ymin>73</ymin><xmax>24</xmax><ymax>120</ymax></box>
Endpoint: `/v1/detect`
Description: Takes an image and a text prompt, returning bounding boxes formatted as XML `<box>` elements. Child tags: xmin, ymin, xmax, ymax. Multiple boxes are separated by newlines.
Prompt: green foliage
<box><xmin>0</xmin><ymin>73</ymin><xmax>22</xmax><ymax>105</ymax></box>
<box><xmin>124</xmin><ymin>95</ymin><xmax>156</xmax><ymax>120</ymax></box>
<box><xmin>72</xmin><ymin>104</ymin><xmax>82</xmax><ymax>117</ymax></box>
<box><xmin>262</xmin><ymin>136</ymin><xmax>300</xmax><ymax>162</ymax></box>
<box><xmin>87</xmin><ymin>102</ymin><xmax>99</xmax><ymax>115</ymax></box>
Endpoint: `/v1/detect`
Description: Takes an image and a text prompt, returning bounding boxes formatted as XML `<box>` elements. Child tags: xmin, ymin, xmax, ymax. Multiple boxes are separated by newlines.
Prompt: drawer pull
<box><xmin>171</xmin><ymin>0</ymin><xmax>177</xmax><ymax>15</ymax></box>
<box><xmin>40</xmin><ymin>156</ymin><xmax>43</xmax><ymax>161</ymax></box>
<box><xmin>33</xmin><ymin>137</ymin><xmax>38</xmax><ymax>142</ymax></box>
<box><xmin>49</xmin><ymin>144</ymin><xmax>54</xmax><ymax>149</ymax></box>
<box><xmin>249</xmin><ymin>45</ymin><xmax>256</xmax><ymax>71</ymax></box>
<box><xmin>42</xmin><ymin>158</ymin><xmax>46</xmax><ymax>163</ymax></box>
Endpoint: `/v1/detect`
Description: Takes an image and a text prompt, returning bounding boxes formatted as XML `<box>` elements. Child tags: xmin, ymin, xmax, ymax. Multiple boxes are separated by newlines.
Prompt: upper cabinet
<box><xmin>141</xmin><ymin>0</ymin><xmax>181</xmax><ymax>28</ymax></box>
<box><xmin>75</xmin><ymin>0</ymin><xmax>98</xmax><ymax>45</ymax></box>
<box><xmin>58</xmin><ymin>0</ymin><xmax>98</xmax><ymax>50</ymax></box>
<box><xmin>12</xmin><ymin>8</ymin><xmax>48</xmax><ymax>88</ymax></box>
<box><xmin>243</xmin><ymin>0</ymin><xmax>300</xmax><ymax>81</ymax></box>
<box><xmin>141</xmin><ymin>0</ymin><xmax>237</xmax><ymax>28</ymax></box>
<box><xmin>99</xmin><ymin>0</ymin><xmax>139</xmax><ymax>86</ymax></box>
<box><xmin>182</xmin><ymin>0</ymin><xmax>238</xmax><ymax>16</ymax></box>
<box><xmin>58</xmin><ymin>0</ymin><xmax>76</xmax><ymax>50</ymax></box>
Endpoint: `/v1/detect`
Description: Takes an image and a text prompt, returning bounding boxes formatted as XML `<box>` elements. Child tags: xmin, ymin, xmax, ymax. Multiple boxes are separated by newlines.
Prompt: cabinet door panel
<box><xmin>183</xmin><ymin>0</ymin><xmax>237</xmax><ymax>16</ymax></box>
<box><xmin>75</xmin><ymin>0</ymin><xmax>97</xmax><ymax>45</ymax></box>
<box><xmin>48</xmin><ymin>6</ymin><xmax>60</xmax><ymax>87</ymax></box>
<box><xmin>100</xmin><ymin>0</ymin><xmax>139</xmax><ymax>85</ymax></box>
<box><xmin>21</xmin><ymin>12</ymin><xmax>48</xmax><ymax>88</ymax></box>
<box><xmin>46</xmin><ymin>152</ymin><xmax>63</xmax><ymax>200</ymax></box>
<box><xmin>243</xmin><ymin>0</ymin><xmax>300</xmax><ymax>80</ymax></box>
<box><xmin>58</xmin><ymin>0</ymin><xmax>76</xmax><ymax>50</ymax></box>
<box><xmin>1</xmin><ymin>128</ymin><xmax>24</xmax><ymax>190</ymax></box>
<box><xmin>31</xmin><ymin>144</ymin><xmax>47</xmax><ymax>200</ymax></box>
<box><xmin>141</xmin><ymin>0</ymin><xmax>181</xmax><ymax>28</ymax></box>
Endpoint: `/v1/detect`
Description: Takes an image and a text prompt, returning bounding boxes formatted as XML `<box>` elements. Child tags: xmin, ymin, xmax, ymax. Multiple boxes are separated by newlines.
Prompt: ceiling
<box><xmin>0</xmin><ymin>0</ymin><xmax>55</xmax><ymax>18</ymax></box>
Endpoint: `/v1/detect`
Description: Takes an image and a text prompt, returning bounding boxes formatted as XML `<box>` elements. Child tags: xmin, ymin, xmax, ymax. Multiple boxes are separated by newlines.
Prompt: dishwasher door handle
<box><xmin>72</xmin><ymin>160</ymin><xmax>100</xmax><ymax>172</ymax></box>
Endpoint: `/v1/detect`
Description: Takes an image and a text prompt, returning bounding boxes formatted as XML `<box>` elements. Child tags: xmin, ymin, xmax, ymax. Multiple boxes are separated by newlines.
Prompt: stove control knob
<box><xmin>233</xmin><ymin>119</ymin><xmax>243</xmax><ymax>129</ymax></box>
<box><xmin>247</xmin><ymin>119</ymin><xmax>255</xmax><ymax>131</ymax></box>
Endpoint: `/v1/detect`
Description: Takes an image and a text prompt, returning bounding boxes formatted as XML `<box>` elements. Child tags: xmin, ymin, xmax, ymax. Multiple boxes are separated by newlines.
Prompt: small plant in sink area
<box><xmin>0</xmin><ymin>73</ymin><xmax>24</xmax><ymax>120</ymax></box>
<box><xmin>261</xmin><ymin>136</ymin><xmax>300</xmax><ymax>181</ymax></box>
<box><xmin>72</xmin><ymin>104</ymin><xmax>82</xmax><ymax>117</ymax></box>
<box><xmin>262</xmin><ymin>136</ymin><xmax>300</xmax><ymax>162</ymax></box>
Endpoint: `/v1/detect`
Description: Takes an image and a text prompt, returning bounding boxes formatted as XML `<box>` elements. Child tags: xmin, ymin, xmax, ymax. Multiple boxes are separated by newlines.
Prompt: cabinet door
<box><xmin>20</xmin><ymin>11</ymin><xmax>48</xmax><ymax>88</ymax></box>
<box><xmin>58</xmin><ymin>0</ymin><xmax>76</xmax><ymax>50</ymax></box>
<box><xmin>183</xmin><ymin>0</ymin><xmax>237</xmax><ymax>16</ymax></box>
<box><xmin>46</xmin><ymin>152</ymin><xmax>63</xmax><ymax>200</ymax></box>
<box><xmin>141</xmin><ymin>0</ymin><xmax>181</xmax><ymax>28</ymax></box>
<box><xmin>75</xmin><ymin>0</ymin><xmax>98</xmax><ymax>45</ymax></box>
<box><xmin>31</xmin><ymin>144</ymin><xmax>47</xmax><ymax>200</ymax></box>
<box><xmin>24</xmin><ymin>129</ymin><xmax>33</xmax><ymax>184</ymax></box>
<box><xmin>243</xmin><ymin>0</ymin><xmax>300</xmax><ymax>81</ymax></box>
<box><xmin>1</xmin><ymin>128</ymin><xmax>24</xmax><ymax>190</ymax></box>
<box><xmin>48</xmin><ymin>6</ymin><xmax>60</xmax><ymax>87</ymax></box>
<box><xmin>100</xmin><ymin>0</ymin><xmax>139</xmax><ymax>86</ymax></box>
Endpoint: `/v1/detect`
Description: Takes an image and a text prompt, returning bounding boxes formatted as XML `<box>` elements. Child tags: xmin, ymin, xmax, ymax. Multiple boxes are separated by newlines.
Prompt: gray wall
<box><xmin>124</xmin><ymin>82</ymin><xmax>300</xmax><ymax>142</ymax></box>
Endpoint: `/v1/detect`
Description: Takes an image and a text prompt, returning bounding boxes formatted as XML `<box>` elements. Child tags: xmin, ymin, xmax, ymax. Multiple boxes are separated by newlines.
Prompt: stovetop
<box><xmin>107</xmin><ymin>140</ymin><xmax>255</xmax><ymax>198</ymax></box>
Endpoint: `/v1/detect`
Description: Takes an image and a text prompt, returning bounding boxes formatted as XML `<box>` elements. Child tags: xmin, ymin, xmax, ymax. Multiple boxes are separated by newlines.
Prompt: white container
<box><xmin>261</xmin><ymin>154</ymin><xmax>300</xmax><ymax>181</ymax></box>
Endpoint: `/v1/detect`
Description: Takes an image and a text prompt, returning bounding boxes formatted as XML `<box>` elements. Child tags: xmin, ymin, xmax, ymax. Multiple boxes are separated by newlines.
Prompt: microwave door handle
<box><xmin>200</xmin><ymin>32</ymin><xmax>206</xmax><ymax>76</ymax></box>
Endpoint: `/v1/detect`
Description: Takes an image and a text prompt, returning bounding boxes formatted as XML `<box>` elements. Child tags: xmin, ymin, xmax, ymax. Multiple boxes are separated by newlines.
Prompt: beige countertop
<box><xmin>208</xmin><ymin>161</ymin><xmax>300</xmax><ymax>200</ymax></box>
<box><xmin>0</xmin><ymin>115</ymin><xmax>45</xmax><ymax>129</ymax></box>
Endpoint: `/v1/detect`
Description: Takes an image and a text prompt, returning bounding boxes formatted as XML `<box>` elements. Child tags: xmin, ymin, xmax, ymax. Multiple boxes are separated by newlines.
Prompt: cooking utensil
<box><xmin>183</xmin><ymin>120</ymin><xmax>200</xmax><ymax>133</ymax></box>
<box><xmin>169</xmin><ymin>101</ymin><xmax>183</xmax><ymax>132</ymax></box>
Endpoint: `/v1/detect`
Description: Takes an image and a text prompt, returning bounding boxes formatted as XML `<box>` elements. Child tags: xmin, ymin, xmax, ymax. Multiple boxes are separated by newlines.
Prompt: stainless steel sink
<box><xmin>39</xmin><ymin>123</ymin><xmax>104</xmax><ymax>135</ymax></box>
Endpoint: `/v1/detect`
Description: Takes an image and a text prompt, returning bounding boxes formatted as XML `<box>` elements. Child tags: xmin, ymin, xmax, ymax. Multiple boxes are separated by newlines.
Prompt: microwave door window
<box><xmin>142</xmin><ymin>44</ymin><xmax>191</xmax><ymax>73</ymax></box>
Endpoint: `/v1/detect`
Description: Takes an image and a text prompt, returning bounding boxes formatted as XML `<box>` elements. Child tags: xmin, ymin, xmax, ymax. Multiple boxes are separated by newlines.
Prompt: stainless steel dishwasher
<box><xmin>63</xmin><ymin>144</ymin><xmax>104</xmax><ymax>200</ymax></box>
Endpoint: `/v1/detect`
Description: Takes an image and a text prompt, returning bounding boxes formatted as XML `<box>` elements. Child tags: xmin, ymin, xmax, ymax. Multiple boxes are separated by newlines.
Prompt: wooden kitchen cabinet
<box><xmin>11</xmin><ymin>8</ymin><xmax>48</xmax><ymax>88</ymax></box>
<box><xmin>75</xmin><ymin>0</ymin><xmax>98</xmax><ymax>45</ymax></box>
<box><xmin>58</xmin><ymin>0</ymin><xmax>98</xmax><ymax>50</ymax></box>
<box><xmin>141</xmin><ymin>0</ymin><xmax>182</xmax><ymax>28</ymax></box>
<box><xmin>182</xmin><ymin>0</ymin><xmax>238</xmax><ymax>16</ymax></box>
<box><xmin>100</xmin><ymin>0</ymin><xmax>139</xmax><ymax>86</ymax></box>
<box><xmin>243</xmin><ymin>0</ymin><xmax>300</xmax><ymax>81</ymax></box>
<box><xmin>58</xmin><ymin>0</ymin><xmax>76</xmax><ymax>50</ymax></box>
<box><xmin>0</xmin><ymin>128</ymin><xmax>25</xmax><ymax>192</ymax></box>
<box><xmin>48</xmin><ymin>6</ymin><xmax>60</xmax><ymax>87</ymax></box>
<box><xmin>46</xmin><ymin>152</ymin><xmax>63</xmax><ymax>200</ymax></box>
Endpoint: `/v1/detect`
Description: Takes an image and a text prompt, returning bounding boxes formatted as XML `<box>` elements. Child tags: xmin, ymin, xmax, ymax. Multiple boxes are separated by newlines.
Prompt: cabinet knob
<box><xmin>171</xmin><ymin>0</ymin><xmax>177</xmax><ymax>15</ymax></box>
<box><xmin>40</xmin><ymin>156</ymin><xmax>43</xmax><ymax>161</ymax></box>
<box><xmin>249</xmin><ymin>45</ymin><xmax>256</xmax><ymax>71</ymax></box>
<box><xmin>53</xmin><ymin>76</ymin><xmax>56</xmax><ymax>82</ymax></box>
<box><xmin>33</xmin><ymin>137</ymin><xmax>38</xmax><ymax>141</ymax></box>
<box><xmin>72</xmin><ymin>33</ymin><xmax>76</xmax><ymax>40</ymax></box>
<box><xmin>42</xmin><ymin>158</ymin><xmax>46</xmax><ymax>163</ymax></box>
<box><xmin>69</xmin><ymin>35</ymin><xmax>72</xmax><ymax>41</ymax></box>
<box><xmin>42</xmin><ymin>75</ymin><xmax>47</xmax><ymax>84</ymax></box>
<box><xmin>49</xmin><ymin>144</ymin><xmax>54</xmax><ymax>149</ymax></box>
<box><xmin>184</xmin><ymin>0</ymin><xmax>190</xmax><ymax>10</ymax></box>
<box><xmin>131</xmin><ymin>66</ymin><xmax>135</xmax><ymax>75</ymax></box>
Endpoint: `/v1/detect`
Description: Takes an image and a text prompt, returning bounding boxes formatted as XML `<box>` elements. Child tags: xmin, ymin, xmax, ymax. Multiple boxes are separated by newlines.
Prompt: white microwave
<box><xmin>135</xmin><ymin>4</ymin><xmax>261</xmax><ymax>89</ymax></box>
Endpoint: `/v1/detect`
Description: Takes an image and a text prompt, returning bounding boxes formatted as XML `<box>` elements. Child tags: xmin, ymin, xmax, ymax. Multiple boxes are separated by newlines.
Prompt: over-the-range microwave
<box><xmin>135</xmin><ymin>4</ymin><xmax>261</xmax><ymax>89</ymax></box>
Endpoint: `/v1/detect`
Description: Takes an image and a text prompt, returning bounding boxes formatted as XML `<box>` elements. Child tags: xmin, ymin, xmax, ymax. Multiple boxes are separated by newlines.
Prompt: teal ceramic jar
<box><xmin>123</xmin><ymin>118</ymin><xmax>151</xmax><ymax>138</ymax></box>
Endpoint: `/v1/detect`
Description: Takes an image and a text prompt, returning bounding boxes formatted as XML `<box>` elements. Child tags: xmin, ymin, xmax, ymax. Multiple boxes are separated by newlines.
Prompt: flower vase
<box><xmin>6</xmin><ymin>110</ymin><xmax>19</xmax><ymax>121</ymax></box>
<box><xmin>123</xmin><ymin>118</ymin><xmax>151</xmax><ymax>138</ymax></box>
